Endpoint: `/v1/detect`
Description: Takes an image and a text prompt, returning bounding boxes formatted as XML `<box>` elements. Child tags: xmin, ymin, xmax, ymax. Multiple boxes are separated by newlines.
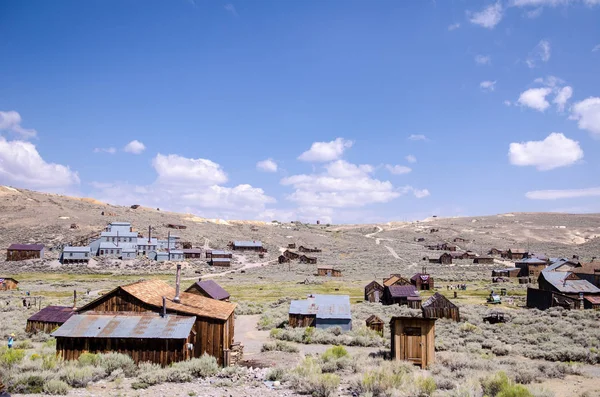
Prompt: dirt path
<box><xmin>235</xmin><ymin>315</ymin><xmax>270</xmax><ymax>357</ymax></box>
<box><xmin>185</xmin><ymin>254</ymin><xmax>277</xmax><ymax>280</ymax></box>
<box><xmin>364</xmin><ymin>226</ymin><xmax>394</xmax><ymax>245</ymax></box>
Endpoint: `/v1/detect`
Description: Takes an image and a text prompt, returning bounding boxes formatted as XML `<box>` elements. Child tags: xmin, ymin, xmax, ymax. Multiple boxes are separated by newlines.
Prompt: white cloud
<box><xmin>480</xmin><ymin>80</ymin><xmax>497</xmax><ymax>92</ymax></box>
<box><xmin>123</xmin><ymin>140</ymin><xmax>146</xmax><ymax>154</ymax></box>
<box><xmin>508</xmin><ymin>132</ymin><xmax>583</xmax><ymax>171</ymax></box>
<box><xmin>475</xmin><ymin>55</ymin><xmax>491</xmax><ymax>65</ymax></box>
<box><xmin>593</xmin><ymin>44</ymin><xmax>600</xmax><ymax>52</ymax></box>
<box><xmin>298</xmin><ymin>138</ymin><xmax>353</xmax><ymax>162</ymax></box>
<box><xmin>0</xmin><ymin>136</ymin><xmax>80</xmax><ymax>189</ymax></box>
<box><xmin>224</xmin><ymin>3</ymin><xmax>237</xmax><ymax>15</ymax></box>
<box><xmin>256</xmin><ymin>158</ymin><xmax>278</xmax><ymax>172</ymax></box>
<box><xmin>468</xmin><ymin>2</ymin><xmax>503</xmax><ymax>29</ymax></box>
<box><xmin>448</xmin><ymin>23</ymin><xmax>461</xmax><ymax>31</ymax></box>
<box><xmin>511</xmin><ymin>0</ymin><xmax>569</xmax><ymax>6</ymax></box>
<box><xmin>0</xmin><ymin>110</ymin><xmax>37</xmax><ymax>139</ymax></box>
<box><xmin>517</xmin><ymin>87</ymin><xmax>552</xmax><ymax>111</ymax></box>
<box><xmin>152</xmin><ymin>154</ymin><xmax>228</xmax><ymax>185</ymax></box>
<box><xmin>526</xmin><ymin>187</ymin><xmax>600</xmax><ymax>200</ymax></box>
<box><xmin>525</xmin><ymin>7</ymin><xmax>544</xmax><ymax>17</ymax></box>
<box><xmin>553</xmin><ymin>86</ymin><xmax>573</xmax><ymax>112</ymax></box>
<box><xmin>385</xmin><ymin>165</ymin><xmax>412</xmax><ymax>175</ymax></box>
<box><xmin>534</xmin><ymin>75</ymin><xmax>563</xmax><ymax>88</ymax></box>
<box><xmin>408</xmin><ymin>134</ymin><xmax>428</xmax><ymax>141</ymax></box>
<box><xmin>504</xmin><ymin>100</ymin><xmax>513</xmax><ymax>106</ymax></box>
<box><xmin>94</xmin><ymin>147</ymin><xmax>117</xmax><ymax>154</ymax></box>
<box><xmin>406</xmin><ymin>155</ymin><xmax>417</xmax><ymax>163</ymax></box>
<box><xmin>404</xmin><ymin>187</ymin><xmax>430</xmax><ymax>199</ymax></box>
<box><xmin>570</xmin><ymin>97</ymin><xmax>600</xmax><ymax>137</ymax></box>
<box><xmin>526</xmin><ymin>39</ymin><xmax>551</xmax><ymax>68</ymax></box>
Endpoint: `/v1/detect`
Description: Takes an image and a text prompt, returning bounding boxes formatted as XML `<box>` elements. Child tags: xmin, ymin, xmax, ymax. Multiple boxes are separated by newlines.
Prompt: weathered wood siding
<box><xmin>6</xmin><ymin>249</ymin><xmax>43</xmax><ymax>261</ymax></box>
<box><xmin>0</xmin><ymin>279</ymin><xmax>18</xmax><ymax>290</ymax></box>
<box><xmin>26</xmin><ymin>320</ymin><xmax>62</xmax><ymax>334</ymax></box>
<box><xmin>317</xmin><ymin>269</ymin><xmax>342</xmax><ymax>277</ymax></box>
<box><xmin>288</xmin><ymin>314</ymin><xmax>316</xmax><ymax>328</ymax></box>
<box><xmin>422</xmin><ymin>307</ymin><xmax>460</xmax><ymax>322</ymax></box>
<box><xmin>390</xmin><ymin>317</ymin><xmax>435</xmax><ymax>369</ymax></box>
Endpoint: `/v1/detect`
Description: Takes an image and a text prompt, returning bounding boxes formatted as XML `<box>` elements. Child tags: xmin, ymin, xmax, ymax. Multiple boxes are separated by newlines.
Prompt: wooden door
<box><xmin>403</xmin><ymin>327</ymin><xmax>422</xmax><ymax>364</ymax></box>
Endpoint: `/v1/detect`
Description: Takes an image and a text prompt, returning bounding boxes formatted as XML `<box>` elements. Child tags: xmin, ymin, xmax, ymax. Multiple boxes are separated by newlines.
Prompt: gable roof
<box><xmin>540</xmin><ymin>272</ymin><xmax>600</xmax><ymax>294</ymax></box>
<box><xmin>574</xmin><ymin>261</ymin><xmax>600</xmax><ymax>275</ymax></box>
<box><xmin>28</xmin><ymin>306</ymin><xmax>75</xmax><ymax>323</ymax></box>
<box><xmin>8</xmin><ymin>244</ymin><xmax>44</xmax><ymax>251</ymax></box>
<box><xmin>62</xmin><ymin>246</ymin><xmax>91</xmax><ymax>253</ymax></box>
<box><xmin>78</xmin><ymin>279</ymin><xmax>236</xmax><ymax>321</ymax></box>
<box><xmin>545</xmin><ymin>259</ymin><xmax>580</xmax><ymax>272</ymax></box>
<box><xmin>289</xmin><ymin>295</ymin><xmax>351</xmax><ymax>320</ymax></box>
<box><xmin>365</xmin><ymin>315</ymin><xmax>384</xmax><ymax>324</ymax></box>
<box><xmin>365</xmin><ymin>280</ymin><xmax>384</xmax><ymax>291</ymax></box>
<box><xmin>410</xmin><ymin>273</ymin><xmax>432</xmax><ymax>282</ymax></box>
<box><xmin>186</xmin><ymin>280</ymin><xmax>230</xmax><ymax>301</ymax></box>
<box><xmin>0</xmin><ymin>277</ymin><xmax>18</xmax><ymax>284</ymax></box>
<box><xmin>509</xmin><ymin>248</ymin><xmax>527</xmax><ymax>254</ymax></box>
<box><xmin>52</xmin><ymin>313</ymin><xmax>195</xmax><ymax>339</ymax></box>
<box><xmin>387</xmin><ymin>285</ymin><xmax>421</xmax><ymax>299</ymax></box>
<box><xmin>383</xmin><ymin>275</ymin><xmax>410</xmax><ymax>287</ymax></box>
<box><xmin>422</xmin><ymin>292</ymin><xmax>457</xmax><ymax>309</ymax></box>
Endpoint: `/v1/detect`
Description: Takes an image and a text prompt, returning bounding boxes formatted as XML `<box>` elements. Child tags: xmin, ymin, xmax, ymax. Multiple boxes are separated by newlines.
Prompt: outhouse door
<box><xmin>374</xmin><ymin>290</ymin><xmax>380</xmax><ymax>302</ymax></box>
<box><xmin>327</xmin><ymin>270</ymin><xmax>332</xmax><ymax>277</ymax></box>
<box><xmin>403</xmin><ymin>326</ymin><xmax>422</xmax><ymax>364</ymax></box>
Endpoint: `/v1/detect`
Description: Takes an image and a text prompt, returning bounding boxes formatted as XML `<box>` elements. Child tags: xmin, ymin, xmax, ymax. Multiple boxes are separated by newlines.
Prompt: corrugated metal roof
<box><xmin>388</xmin><ymin>285</ymin><xmax>420</xmax><ymax>298</ymax></box>
<box><xmin>210</xmin><ymin>250</ymin><xmax>231</xmax><ymax>255</ymax></box>
<box><xmin>189</xmin><ymin>280</ymin><xmax>230</xmax><ymax>300</ymax></box>
<box><xmin>169</xmin><ymin>250</ymin><xmax>183</xmax><ymax>254</ymax></box>
<box><xmin>211</xmin><ymin>258</ymin><xmax>231</xmax><ymax>262</ymax></box>
<box><xmin>99</xmin><ymin>242</ymin><xmax>120</xmax><ymax>249</ymax></box>
<box><xmin>545</xmin><ymin>260</ymin><xmax>578</xmax><ymax>272</ymax></box>
<box><xmin>516</xmin><ymin>258</ymin><xmax>547</xmax><ymax>264</ymax></box>
<box><xmin>422</xmin><ymin>292</ymin><xmax>457</xmax><ymax>309</ymax></box>
<box><xmin>0</xmin><ymin>278</ymin><xmax>18</xmax><ymax>283</ymax></box>
<box><xmin>110</xmin><ymin>222</ymin><xmax>131</xmax><ymax>226</ymax></box>
<box><xmin>28</xmin><ymin>306</ymin><xmax>75</xmax><ymax>323</ymax></box>
<box><xmin>289</xmin><ymin>295</ymin><xmax>351</xmax><ymax>320</ymax></box>
<box><xmin>63</xmin><ymin>246</ymin><xmax>91</xmax><ymax>253</ymax></box>
<box><xmin>183</xmin><ymin>249</ymin><xmax>203</xmax><ymax>254</ymax></box>
<box><xmin>101</xmin><ymin>231</ymin><xmax>138</xmax><ymax>237</ymax></box>
<box><xmin>52</xmin><ymin>314</ymin><xmax>195</xmax><ymax>339</ymax></box>
<box><xmin>585</xmin><ymin>296</ymin><xmax>600</xmax><ymax>305</ymax></box>
<box><xmin>541</xmin><ymin>272</ymin><xmax>600</xmax><ymax>294</ymax></box>
<box><xmin>233</xmin><ymin>241</ymin><xmax>262</xmax><ymax>247</ymax></box>
<box><xmin>8</xmin><ymin>244</ymin><xmax>44</xmax><ymax>251</ymax></box>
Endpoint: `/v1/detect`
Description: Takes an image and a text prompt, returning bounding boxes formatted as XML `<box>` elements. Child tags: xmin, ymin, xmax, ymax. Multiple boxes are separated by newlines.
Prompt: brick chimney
<box><xmin>174</xmin><ymin>264</ymin><xmax>181</xmax><ymax>303</ymax></box>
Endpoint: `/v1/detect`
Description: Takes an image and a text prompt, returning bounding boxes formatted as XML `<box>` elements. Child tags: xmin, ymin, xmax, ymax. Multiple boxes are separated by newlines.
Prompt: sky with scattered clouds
<box><xmin>1</xmin><ymin>0</ymin><xmax>600</xmax><ymax>223</ymax></box>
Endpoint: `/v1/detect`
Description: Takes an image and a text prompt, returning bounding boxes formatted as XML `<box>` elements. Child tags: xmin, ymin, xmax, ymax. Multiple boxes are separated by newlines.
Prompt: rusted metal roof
<box><xmin>541</xmin><ymin>272</ymin><xmax>600</xmax><ymax>294</ymax></box>
<box><xmin>388</xmin><ymin>285</ymin><xmax>421</xmax><ymax>299</ymax></box>
<box><xmin>8</xmin><ymin>244</ymin><xmax>44</xmax><ymax>251</ymax></box>
<box><xmin>28</xmin><ymin>306</ymin><xmax>75</xmax><ymax>323</ymax></box>
<box><xmin>289</xmin><ymin>295</ymin><xmax>351</xmax><ymax>320</ymax></box>
<box><xmin>188</xmin><ymin>280</ymin><xmax>230</xmax><ymax>301</ymax></box>
<box><xmin>52</xmin><ymin>313</ymin><xmax>195</xmax><ymax>339</ymax></box>
<box><xmin>585</xmin><ymin>296</ymin><xmax>600</xmax><ymax>305</ymax></box>
<box><xmin>422</xmin><ymin>292</ymin><xmax>457</xmax><ymax>309</ymax></box>
<box><xmin>0</xmin><ymin>277</ymin><xmax>18</xmax><ymax>284</ymax></box>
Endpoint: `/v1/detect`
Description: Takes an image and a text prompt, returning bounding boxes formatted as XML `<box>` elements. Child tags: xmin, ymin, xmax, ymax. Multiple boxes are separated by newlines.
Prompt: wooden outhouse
<box><xmin>6</xmin><ymin>244</ymin><xmax>44</xmax><ymax>261</ymax></box>
<box><xmin>317</xmin><ymin>266</ymin><xmax>342</xmax><ymax>277</ymax></box>
<box><xmin>0</xmin><ymin>277</ymin><xmax>19</xmax><ymax>291</ymax></box>
<box><xmin>364</xmin><ymin>281</ymin><xmax>384</xmax><ymax>302</ymax></box>
<box><xmin>390</xmin><ymin>316</ymin><xmax>436</xmax><ymax>369</ymax></box>
<box><xmin>365</xmin><ymin>315</ymin><xmax>384</xmax><ymax>335</ymax></box>
<box><xmin>421</xmin><ymin>293</ymin><xmax>460</xmax><ymax>322</ymax></box>
<box><xmin>26</xmin><ymin>306</ymin><xmax>75</xmax><ymax>333</ymax></box>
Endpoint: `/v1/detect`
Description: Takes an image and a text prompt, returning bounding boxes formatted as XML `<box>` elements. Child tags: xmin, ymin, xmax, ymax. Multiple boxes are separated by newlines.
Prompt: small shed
<box><xmin>278</xmin><ymin>255</ymin><xmax>290</xmax><ymax>264</ymax></box>
<box><xmin>421</xmin><ymin>293</ymin><xmax>460</xmax><ymax>322</ymax></box>
<box><xmin>364</xmin><ymin>281</ymin><xmax>384</xmax><ymax>302</ymax></box>
<box><xmin>210</xmin><ymin>258</ymin><xmax>231</xmax><ymax>267</ymax></box>
<box><xmin>365</xmin><ymin>315</ymin><xmax>384</xmax><ymax>335</ymax></box>
<box><xmin>474</xmin><ymin>256</ymin><xmax>495</xmax><ymax>264</ymax></box>
<box><xmin>317</xmin><ymin>266</ymin><xmax>342</xmax><ymax>277</ymax></box>
<box><xmin>584</xmin><ymin>296</ymin><xmax>600</xmax><ymax>310</ymax></box>
<box><xmin>289</xmin><ymin>294</ymin><xmax>352</xmax><ymax>330</ymax></box>
<box><xmin>183</xmin><ymin>249</ymin><xmax>203</xmax><ymax>259</ymax></box>
<box><xmin>299</xmin><ymin>255</ymin><xmax>317</xmax><ymax>264</ymax></box>
<box><xmin>390</xmin><ymin>316</ymin><xmax>436</xmax><ymax>369</ymax></box>
<box><xmin>53</xmin><ymin>313</ymin><xmax>196</xmax><ymax>366</ymax></box>
<box><xmin>6</xmin><ymin>244</ymin><xmax>45</xmax><ymax>261</ymax></box>
<box><xmin>0</xmin><ymin>277</ymin><xmax>19</xmax><ymax>291</ymax></box>
<box><xmin>185</xmin><ymin>280</ymin><xmax>230</xmax><ymax>301</ymax></box>
<box><xmin>429</xmin><ymin>253</ymin><xmax>452</xmax><ymax>265</ymax></box>
<box><xmin>26</xmin><ymin>306</ymin><xmax>76</xmax><ymax>333</ymax></box>
<box><xmin>382</xmin><ymin>285</ymin><xmax>422</xmax><ymax>309</ymax></box>
<box><xmin>411</xmin><ymin>273</ymin><xmax>434</xmax><ymax>290</ymax></box>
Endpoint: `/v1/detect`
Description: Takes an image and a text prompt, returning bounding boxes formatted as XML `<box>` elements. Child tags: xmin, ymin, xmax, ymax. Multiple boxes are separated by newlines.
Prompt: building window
<box><xmin>84</xmin><ymin>253</ymin><xmax>88</xmax><ymax>257</ymax></box>
<box><xmin>111</xmin><ymin>250</ymin><xmax>114</xmax><ymax>254</ymax></box>
<box><xmin>69</xmin><ymin>253</ymin><xmax>73</xmax><ymax>257</ymax></box>
<box><xmin>100</xmin><ymin>250</ymin><xmax>104</xmax><ymax>255</ymax></box>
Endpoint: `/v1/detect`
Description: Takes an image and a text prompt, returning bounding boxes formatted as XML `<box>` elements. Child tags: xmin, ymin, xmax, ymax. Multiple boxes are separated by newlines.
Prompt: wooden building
<box><xmin>289</xmin><ymin>294</ymin><xmax>351</xmax><ymax>331</ymax></box>
<box><xmin>464</xmin><ymin>252</ymin><xmax>477</xmax><ymax>260</ymax></box>
<box><xmin>0</xmin><ymin>277</ymin><xmax>19</xmax><ymax>291</ymax></box>
<box><xmin>317</xmin><ymin>266</ymin><xmax>342</xmax><ymax>277</ymax></box>
<box><xmin>183</xmin><ymin>249</ymin><xmax>203</xmax><ymax>259</ymax></box>
<box><xmin>229</xmin><ymin>241</ymin><xmax>263</xmax><ymax>251</ymax></box>
<box><xmin>287</xmin><ymin>243</ymin><xmax>296</xmax><ymax>249</ymax></box>
<box><xmin>474</xmin><ymin>256</ymin><xmax>495</xmax><ymax>264</ymax></box>
<box><xmin>278</xmin><ymin>255</ymin><xmax>290</xmax><ymax>264</ymax></box>
<box><xmin>299</xmin><ymin>255</ymin><xmax>317</xmax><ymax>264</ymax></box>
<box><xmin>185</xmin><ymin>279</ymin><xmax>230</xmax><ymax>301</ymax></box>
<box><xmin>206</xmin><ymin>250</ymin><xmax>232</xmax><ymax>259</ymax></box>
<box><xmin>507</xmin><ymin>248</ymin><xmax>528</xmax><ymax>260</ymax></box>
<box><xmin>210</xmin><ymin>258</ymin><xmax>231</xmax><ymax>267</ymax></box>
<box><xmin>584</xmin><ymin>296</ymin><xmax>600</xmax><ymax>310</ymax></box>
<box><xmin>515</xmin><ymin>258</ymin><xmax>548</xmax><ymax>279</ymax></box>
<box><xmin>574</xmin><ymin>260</ymin><xmax>600</xmax><ymax>288</ymax></box>
<box><xmin>382</xmin><ymin>285</ymin><xmax>422</xmax><ymax>309</ymax></box>
<box><xmin>383</xmin><ymin>275</ymin><xmax>411</xmax><ymax>287</ymax></box>
<box><xmin>410</xmin><ymin>273</ymin><xmax>434</xmax><ymax>290</ymax></box>
<box><xmin>429</xmin><ymin>253</ymin><xmax>452</xmax><ymax>265</ymax></box>
<box><xmin>491</xmin><ymin>268</ymin><xmax>521</xmax><ymax>278</ymax></box>
<box><xmin>488</xmin><ymin>248</ymin><xmax>506</xmax><ymax>257</ymax></box>
<box><xmin>390</xmin><ymin>316</ymin><xmax>436</xmax><ymax>369</ymax></box>
<box><xmin>537</xmin><ymin>271</ymin><xmax>600</xmax><ymax>299</ymax></box>
<box><xmin>6</xmin><ymin>244</ymin><xmax>44</xmax><ymax>261</ymax></box>
<box><xmin>76</xmin><ymin>273</ymin><xmax>237</xmax><ymax>366</ymax></box>
<box><xmin>166</xmin><ymin>224</ymin><xmax>187</xmax><ymax>230</ymax></box>
<box><xmin>421</xmin><ymin>293</ymin><xmax>460</xmax><ymax>322</ymax></box>
<box><xmin>526</xmin><ymin>287</ymin><xmax>581</xmax><ymax>310</ymax></box>
<box><xmin>364</xmin><ymin>281</ymin><xmax>384</xmax><ymax>302</ymax></box>
<box><xmin>283</xmin><ymin>250</ymin><xmax>300</xmax><ymax>260</ymax></box>
<box><xmin>365</xmin><ymin>315</ymin><xmax>384</xmax><ymax>335</ymax></box>
<box><xmin>450</xmin><ymin>252</ymin><xmax>469</xmax><ymax>260</ymax></box>
<box><xmin>53</xmin><ymin>313</ymin><xmax>196</xmax><ymax>366</ymax></box>
<box><xmin>26</xmin><ymin>306</ymin><xmax>75</xmax><ymax>333</ymax></box>
<box><xmin>298</xmin><ymin>246</ymin><xmax>322</xmax><ymax>253</ymax></box>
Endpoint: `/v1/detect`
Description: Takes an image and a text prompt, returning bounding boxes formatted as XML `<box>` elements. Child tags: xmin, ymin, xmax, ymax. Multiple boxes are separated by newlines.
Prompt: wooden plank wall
<box><xmin>0</xmin><ymin>280</ymin><xmax>18</xmax><ymax>290</ymax></box>
<box><xmin>390</xmin><ymin>318</ymin><xmax>435</xmax><ymax>369</ymax></box>
<box><xmin>288</xmin><ymin>314</ymin><xmax>316</xmax><ymax>328</ymax></box>
<box><xmin>6</xmin><ymin>250</ymin><xmax>41</xmax><ymax>261</ymax></box>
<box><xmin>422</xmin><ymin>307</ymin><xmax>460</xmax><ymax>322</ymax></box>
<box><xmin>26</xmin><ymin>320</ymin><xmax>62</xmax><ymax>334</ymax></box>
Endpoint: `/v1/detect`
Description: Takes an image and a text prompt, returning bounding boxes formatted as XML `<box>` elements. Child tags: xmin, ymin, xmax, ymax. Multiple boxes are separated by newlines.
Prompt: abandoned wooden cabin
<box><xmin>537</xmin><ymin>271</ymin><xmax>600</xmax><ymax>300</ymax></box>
<box><xmin>365</xmin><ymin>315</ymin><xmax>384</xmax><ymax>335</ymax></box>
<box><xmin>526</xmin><ymin>287</ymin><xmax>582</xmax><ymax>310</ymax></box>
<box><xmin>283</xmin><ymin>250</ymin><xmax>300</xmax><ymax>260</ymax></box>
<box><xmin>278</xmin><ymin>255</ymin><xmax>290</xmax><ymax>264</ymax></box>
<box><xmin>6</xmin><ymin>244</ymin><xmax>44</xmax><ymax>261</ymax></box>
<box><xmin>75</xmin><ymin>268</ymin><xmax>237</xmax><ymax>366</ymax></box>
<box><xmin>491</xmin><ymin>268</ymin><xmax>521</xmax><ymax>278</ymax></box>
<box><xmin>450</xmin><ymin>252</ymin><xmax>469</xmax><ymax>260</ymax></box>
<box><xmin>299</xmin><ymin>255</ymin><xmax>317</xmax><ymax>264</ymax></box>
<box><xmin>453</xmin><ymin>237</ymin><xmax>469</xmax><ymax>243</ymax></box>
<box><xmin>26</xmin><ymin>305</ymin><xmax>75</xmax><ymax>333</ymax></box>
<box><xmin>0</xmin><ymin>277</ymin><xmax>19</xmax><ymax>291</ymax></box>
<box><xmin>185</xmin><ymin>279</ymin><xmax>230</xmax><ymax>301</ymax></box>
<box><xmin>488</xmin><ymin>248</ymin><xmax>506</xmax><ymax>256</ymax></box>
<box><xmin>429</xmin><ymin>253</ymin><xmax>452</xmax><ymax>265</ymax></box>
<box><xmin>410</xmin><ymin>273</ymin><xmax>434</xmax><ymax>290</ymax></box>
<box><xmin>474</xmin><ymin>256</ymin><xmax>495</xmax><ymax>264</ymax></box>
<box><xmin>507</xmin><ymin>248</ymin><xmax>528</xmax><ymax>260</ymax></box>
<box><xmin>441</xmin><ymin>243</ymin><xmax>457</xmax><ymax>252</ymax></box>
<box><xmin>383</xmin><ymin>274</ymin><xmax>411</xmax><ymax>287</ymax></box>
<box><xmin>364</xmin><ymin>281</ymin><xmax>384</xmax><ymax>302</ymax></box>
<box><xmin>210</xmin><ymin>257</ymin><xmax>231</xmax><ymax>267</ymax></box>
<box><xmin>317</xmin><ymin>266</ymin><xmax>342</xmax><ymax>277</ymax></box>
<box><xmin>289</xmin><ymin>294</ymin><xmax>352</xmax><ymax>330</ymax></box>
<box><xmin>390</xmin><ymin>316</ymin><xmax>436</xmax><ymax>369</ymax></box>
<box><xmin>287</xmin><ymin>243</ymin><xmax>296</xmax><ymax>249</ymax></box>
<box><xmin>229</xmin><ymin>241</ymin><xmax>263</xmax><ymax>251</ymax></box>
<box><xmin>421</xmin><ymin>293</ymin><xmax>460</xmax><ymax>322</ymax></box>
<box><xmin>584</xmin><ymin>296</ymin><xmax>600</xmax><ymax>310</ymax></box>
<box><xmin>206</xmin><ymin>250</ymin><xmax>232</xmax><ymax>259</ymax></box>
<box><xmin>414</xmin><ymin>237</ymin><xmax>425</xmax><ymax>242</ymax></box>
<box><xmin>382</xmin><ymin>285</ymin><xmax>422</xmax><ymax>309</ymax></box>
<box><xmin>182</xmin><ymin>249</ymin><xmax>203</xmax><ymax>259</ymax></box>
<box><xmin>544</xmin><ymin>259</ymin><xmax>581</xmax><ymax>273</ymax></box>
<box><xmin>464</xmin><ymin>251</ymin><xmax>477</xmax><ymax>260</ymax></box>
<box><xmin>166</xmin><ymin>224</ymin><xmax>187</xmax><ymax>230</ymax></box>
<box><xmin>53</xmin><ymin>313</ymin><xmax>196</xmax><ymax>366</ymax></box>
<box><xmin>515</xmin><ymin>258</ymin><xmax>548</xmax><ymax>279</ymax></box>
<box><xmin>574</xmin><ymin>260</ymin><xmax>600</xmax><ymax>288</ymax></box>
<box><xmin>298</xmin><ymin>246</ymin><xmax>322</xmax><ymax>253</ymax></box>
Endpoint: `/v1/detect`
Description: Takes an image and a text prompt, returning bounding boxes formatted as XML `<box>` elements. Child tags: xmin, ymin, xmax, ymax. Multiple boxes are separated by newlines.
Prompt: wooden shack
<box><xmin>507</xmin><ymin>248</ymin><xmax>527</xmax><ymax>260</ymax></box>
<box><xmin>166</xmin><ymin>224</ymin><xmax>187</xmax><ymax>230</ymax></box>
<box><xmin>429</xmin><ymin>253</ymin><xmax>452</xmax><ymax>265</ymax></box>
<box><xmin>185</xmin><ymin>279</ymin><xmax>230</xmax><ymax>301</ymax></box>
<box><xmin>515</xmin><ymin>258</ymin><xmax>548</xmax><ymax>279</ymax></box>
<box><xmin>492</xmin><ymin>268</ymin><xmax>521</xmax><ymax>278</ymax></box>
<box><xmin>289</xmin><ymin>295</ymin><xmax>351</xmax><ymax>330</ymax></box>
<box><xmin>410</xmin><ymin>273</ymin><xmax>434</xmax><ymax>290</ymax></box>
<box><xmin>283</xmin><ymin>250</ymin><xmax>300</xmax><ymax>260</ymax></box>
<box><xmin>76</xmin><ymin>275</ymin><xmax>236</xmax><ymax>366</ymax></box>
<box><xmin>317</xmin><ymin>266</ymin><xmax>342</xmax><ymax>277</ymax></box>
<box><xmin>441</xmin><ymin>243</ymin><xmax>457</xmax><ymax>252</ymax></box>
<box><xmin>278</xmin><ymin>255</ymin><xmax>290</xmax><ymax>264</ymax></box>
<box><xmin>364</xmin><ymin>281</ymin><xmax>384</xmax><ymax>302</ymax></box>
<box><xmin>229</xmin><ymin>241</ymin><xmax>263</xmax><ymax>251</ymax></box>
<box><xmin>298</xmin><ymin>246</ymin><xmax>322</xmax><ymax>253</ymax></box>
<box><xmin>6</xmin><ymin>244</ymin><xmax>44</xmax><ymax>261</ymax></box>
<box><xmin>526</xmin><ymin>287</ymin><xmax>581</xmax><ymax>310</ymax></box>
<box><xmin>0</xmin><ymin>277</ymin><xmax>19</xmax><ymax>291</ymax></box>
<box><xmin>299</xmin><ymin>255</ymin><xmax>317</xmax><ymax>264</ymax></box>
<box><xmin>383</xmin><ymin>275</ymin><xmax>411</xmax><ymax>287</ymax></box>
<box><xmin>210</xmin><ymin>258</ymin><xmax>231</xmax><ymax>267</ymax></box>
<box><xmin>207</xmin><ymin>250</ymin><xmax>232</xmax><ymax>259</ymax></box>
<box><xmin>26</xmin><ymin>306</ymin><xmax>75</xmax><ymax>333</ymax></box>
<box><xmin>183</xmin><ymin>249</ymin><xmax>203</xmax><ymax>259</ymax></box>
<box><xmin>365</xmin><ymin>315</ymin><xmax>384</xmax><ymax>335</ymax></box>
<box><xmin>421</xmin><ymin>293</ymin><xmax>460</xmax><ymax>322</ymax></box>
<box><xmin>474</xmin><ymin>256</ymin><xmax>495</xmax><ymax>264</ymax></box>
<box><xmin>53</xmin><ymin>313</ymin><xmax>196</xmax><ymax>366</ymax></box>
<box><xmin>390</xmin><ymin>316</ymin><xmax>436</xmax><ymax>369</ymax></box>
<box><xmin>382</xmin><ymin>285</ymin><xmax>422</xmax><ymax>309</ymax></box>
<box><xmin>287</xmin><ymin>243</ymin><xmax>296</xmax><ymax>249</ymax></box>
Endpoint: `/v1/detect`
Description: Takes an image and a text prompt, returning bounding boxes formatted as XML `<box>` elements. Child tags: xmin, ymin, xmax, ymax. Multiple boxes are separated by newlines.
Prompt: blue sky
<box><xmin>1</xmin><ymin>0</ymin><xmax>599</xmax><ymax>223</ymax></box>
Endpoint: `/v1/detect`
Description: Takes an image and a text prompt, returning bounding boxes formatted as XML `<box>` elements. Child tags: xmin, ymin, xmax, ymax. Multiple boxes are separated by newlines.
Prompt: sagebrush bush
<box><xmin>266</xmin><ymin>366</ymin><xmax>286</xmax><ymax>381</ymax></box>
<box><xmin>77</xmin><ymin>352</ymin><xmax>100</xmax><ymax>367</ymax></box>
<box><xmin>0</xmin><ymin>347</ymin><xmax>26</xmax><ymax>368</ymax></box>
<box><xmin>261</xmin><ymin>340</ymin><xmax>299</xmax><ymax>353</ymax></box>
<box><xmin>42</xmin><ymin>379</ymin><xmax>70</xmax><ymax>395</ymax></box>
<box><xmin>60</xmin><ymin>364</ymin><xmax>106</xmax><ymax>387</ymax></box>
<box><xmin>98</xmin><ymin>352</ymin><xmax>137</xmax><ymax>376</ymax></box>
